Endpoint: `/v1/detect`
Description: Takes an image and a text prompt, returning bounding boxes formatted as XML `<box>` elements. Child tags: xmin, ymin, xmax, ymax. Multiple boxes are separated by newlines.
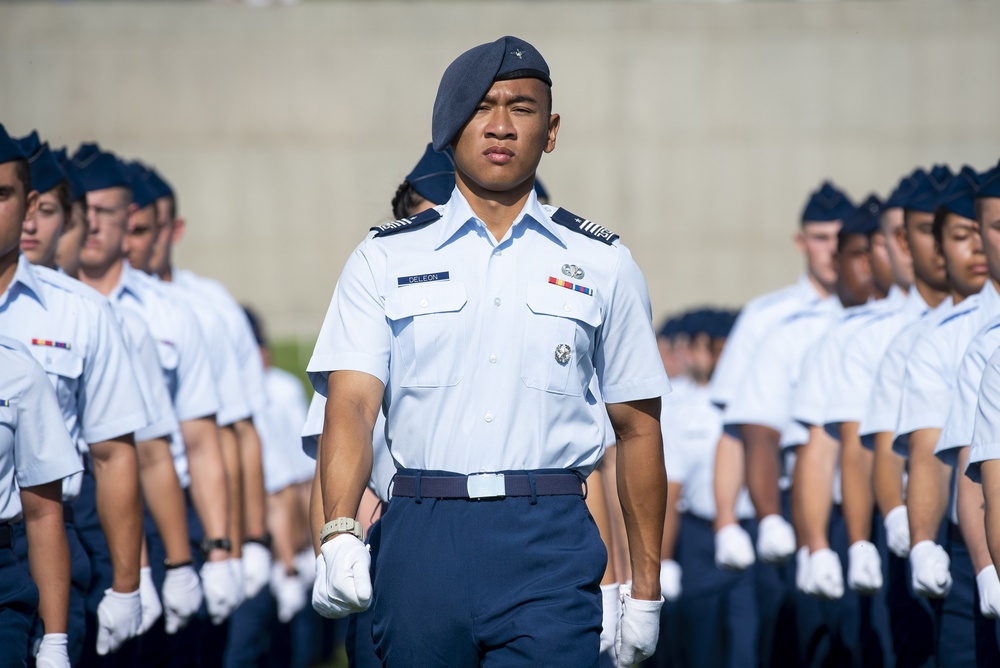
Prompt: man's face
<box><xmin>20</xmin><ymin>190</ymin><xmax>66</xmax><ymax>268</ymax></box>
<box><xmin>451</xmin><ymin>78</ymin><xmax>559</xmax><ymax>197</ymax></box>
<box><xmin>940</xmin><ymin>213</ymin><xmax>987</xmax><ymax>299</ymax></box>
<box><xmin>149</xmin><ymin>196</ymin><xmax>174</xmax><ymax>276</ymax></box>
<box><xmin>836</xmin><ymin>233</ymin><xmax>873</xmax><ymax>307</ymax></box>
<box><xmin>904</xmin><ymin>210</ymin><xmax>949</xmax><ymax>292</ymax></box>
<box><xmin>55</xmin><ymin>200</ymin><xmax>86</xmax><ymax>276</ymax></box>
<box><xmin>0</xmin><ymin>161</ymin><xmax>31</xmax><ymax>260</ymax></box>
<box><xmin>125</xmin><ymin>204</ymin><xmax>159</xmax><ymax>272</ymax></box>
<box><xmin>81</xmin><ymin>186</ymin><xmax>129</xmax><ymax>271</ymax></box>
<box><xmin>978</xmin><ymin>199</ymin><xmax>1000</xmax><ymax>286</ymax></box>
<box><xmin>797</xmin><ymin>221</ymin><xmax>841</xmax><ymax>292</ymax></box>
<box><xmin>869</xmin><ymin>231</ymin><xmax>896</xmax><ymax>296</ymax></box>
<box><xmin>879</xmin><ymin>207</ymin><xmax>914</xmax><ymax>289</ymax></box>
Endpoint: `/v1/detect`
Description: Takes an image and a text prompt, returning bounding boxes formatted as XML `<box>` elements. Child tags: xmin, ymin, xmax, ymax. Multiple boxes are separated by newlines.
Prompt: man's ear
<box><xmin>895</xmin><ymin>223</ymin><xmax>912</xmax><ymax>259</ymax></box>
<box><xmin>793</xmin><ymin>229</ymin><xmax>806</xmax><ymax>256</ymax></box>
<box><xmin>172</xmin><ymin>217</ymin><xmax>186</xmax><ymax>244</ymax></box>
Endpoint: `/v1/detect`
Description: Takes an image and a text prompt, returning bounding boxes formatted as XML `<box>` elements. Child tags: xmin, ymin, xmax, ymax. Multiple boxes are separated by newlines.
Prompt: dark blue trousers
<box><xmin>0</xmin><ymin>537</ymin><xmax>37</xmax><ymax>668</ymax></box>
<box><xmin>885</xmin><ymin>550</ymin><xmax>938</xmax><ymax>668</ymax></box>
<box><xmin>942</xmin><ymin>522</ymin><xmax>1000</xmax><ymax>668</ymax></box>
<box><xmin>224</xmin><ymin>586</ymin><xmax>273</xmax><ymax>667</ymax></box>
<box><xmin>371</xmin><ymin>475</ymin><xmax>605</xmax><ymax>668</ymax></box>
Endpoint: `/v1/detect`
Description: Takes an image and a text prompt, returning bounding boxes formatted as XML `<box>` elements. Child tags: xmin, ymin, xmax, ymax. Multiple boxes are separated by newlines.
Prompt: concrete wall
<box><xmin>2</xmin><ymin>1</ymin><xmax>998</xmax><ymax>338</ymax></box>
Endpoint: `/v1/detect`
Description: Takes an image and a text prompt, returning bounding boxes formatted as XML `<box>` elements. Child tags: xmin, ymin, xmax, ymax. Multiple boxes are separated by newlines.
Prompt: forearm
<box><xmin>599</xmin><ymin>447</ymin><xmax>631</xmax><ymax>584</ymax></box>
<box><xmin>793</xmin><ymin>428</ymin><xmax>838</xmax><ymax>551</ymax></box>
<box><xmin>320</xmin><ymin>374</ymin><xmax>379</xmax><ymax>524</ymax></box>
<box><xmin>235</xmin><ymin>419</ymin><xmax>267</xmax><ymax>539</ymax></box>
<box><xmin>873</xmin><ymin>432</ymin><xmax>907</xmax><ymax>516</ymax></box>
<box><xmin>713</xmin><ymin>434</ymin><xmax>744</xmax><ymax>530</ymax></box>
<box><xmin>956</xmin><ymin>447</ymin><xmax>992</xmax><ymax>572</ymax></box>
<box><xmin>90</xmin><ymin>437</ymin><xmax>143</xmax><ymax>592</ymax></box>
<box><xmin>740</xmin><ymin>424</ymin><xmax>783</xmax><ymax>519</ymax></box>
<box><xmin>22</xmin><ymin>481</ymin><xmax>70</xmax><ymax>635</ymax></box>
<box><xmin>840</xmin><ymin>422</ymin><xmax>874</xmax><ymax>544</ymax></box>
<box><xmin>585</xmin><ymin>467</ymin><xmax>616</xmax><ymax>585</ymax></box>
<box><xmin>661</xmin><ymin>482</ymin><xmax>682</xmax><ymax>561</ymax></box>
<box><xmin>310</xmin><ymin>465</ymin><xmax>323</xmax><ymax>555</ymax></box>
<box><xmin>267</xmin><ymin>489</ymin><xmax>297</xmax><ymax>571</ymax></box>
<box><xmin>907</xmin><ymin>428</ymin><xmax>950</xmax><ymax>545</ymax></box>
<box><xmin>136</xmin><ymin>437</ymin><xmax>191</xmax><ymax>564</ymax></box>
<box><xmin>982</xmin><ymin>461</ymin><xmax>1000</xmax><ymax>572</ymax></box>
<box><xmin>181</xmin><ymin>418</ymin><xmax>230</xmax><ymax>547</ymax></box>
<box><xmin>219</xmin><ymin>426</ymin><xmax>244</xmax><ymax>557</ymax></box>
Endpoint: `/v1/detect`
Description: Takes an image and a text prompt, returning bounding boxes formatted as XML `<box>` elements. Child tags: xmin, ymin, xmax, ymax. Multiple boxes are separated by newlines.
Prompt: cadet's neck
<box><xmin>79</xmin><ymin>257</ymin><xmax>124</xmax><ymax>297</ymax></box>
<box><xmin>159</xmin><ymin>265</ymin><xmax>173</xmax><ymax>283</ymax></box>
<box><xmin>455</xmin><ymin>172</ymin><xmax>534</xmax><ymax>243</ymax></box>
<box><xmin>0</xmin><ymin>248</ymin><xmax>18</xmax><ymax>296</ymax></box>
<box><xmin>913</xmin><ymin>277</ymin><xmax>947</xmax><ymax>309</ymax></box>
<box><xmin>805</xmin><ymin>273</ymin><xmax>832</xmax><ymax>300</ymax></box>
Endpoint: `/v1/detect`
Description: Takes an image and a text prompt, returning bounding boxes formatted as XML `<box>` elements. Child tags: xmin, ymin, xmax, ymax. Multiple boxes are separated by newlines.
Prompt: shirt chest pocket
<box><xmin>37</xmin><ymin>348</ymin><xmax>84</xmax><ymax>410</ymax></box>
<box><xmin>385</xmin><ymin>282</ymin><xmax>468</xmax><ymax>388</ymax></box>
<box><xmin>521</xmin><ymin>284</ymin><xmax>603</xmax><ymax>396</ymax></box>
<box><xmin>154</xmin><ymin>341</ymin><xmax>180</xmax><ymax>397</ymax></box>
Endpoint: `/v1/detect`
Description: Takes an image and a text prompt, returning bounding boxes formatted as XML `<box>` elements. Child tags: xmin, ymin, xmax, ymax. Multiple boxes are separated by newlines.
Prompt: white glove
<box><xmin>295</xmin><ymin>548</ymin><xmax>316</xmax><ymax>588</ymax></box>
<box><xmin>272</xmin><ymin>562</ymin><xmax>307</xmax><ymax>623</ymax></box>
<box><xmin>715</xmin><ymin>524</ymin><xmax>756</xmax><ymax>571</ymax></box>
<box><xmin>599</xmin><ymin>582</ymin><xmax>620</xmax><ymax>656</ymax></box>
<box><xmin>242</xmin><ymin>542</ymin><xmax>272</xmax><ymax>599</ymax></box>
<box><xmin>909</xmin><ymin>540</ymin><xmax>952</xmax><ymax>598</ymax></box>
<box><xmin>795</xmin><ymin>547</ymin><xmax>815</xmax><ymax>595</ymax></box>
<box><xmin>884</xmin><ymin>505</ymin><xmax>911</xmax><ymax>558</ymax></box>
<box><xmin>615</xmin><ymin>585</ymin><xmax>663</xmax><ymax>667</ymax></box>
<box><xmin>200</xmin><ymin>559</ymin><xmax>243</xmax><ymax>624</ymax></box>
<box><xmin>162</xmin><ymin>564</ymin><xmax>203</xmax><ymax>634</ymax></box>
<box><xmin>230</xmin><ymin>558</ymin><xmax>246</xmax><ymax>609</ymax></box>
<box><xmin>977</xmin><ymin>566</ymin><xmax>1000</xmax><ymax>619</ymax></box>
<box><xmin>809</xmin><ymin>549</ymin><xmax>845</xmax><ymax>600</ymax></box>
<box><xmin>847</xmin><ymin>541</ymin><xmax>883</xmax><ymax>595</ymax></box>
<box><xmin>659</xmin><ymin>560</ymin><xmax>682</xmax><ymax>602</ymax></box>
<box><xmin>757</xmin><ymin>514</ymin><xmax>796</xmax><ymax>565</ymax></box>
<box><xmin>138</xmin><ymin>567</ymin><xmax>162</xmax><ymax>635</ymax></box>
<box><xmin>313</xmin><ymin>535</ymin><xmax>372</xmax><ymax>619</ymax></box>
<box><xmin>96</xmin><ymin>588</ymin><xmax>141</xmax><ymax>655</ymax></box>
<box><xmin>35</xmin><ymin>633</ymin><xmax>70</xmax><ymax>668</ymax></box>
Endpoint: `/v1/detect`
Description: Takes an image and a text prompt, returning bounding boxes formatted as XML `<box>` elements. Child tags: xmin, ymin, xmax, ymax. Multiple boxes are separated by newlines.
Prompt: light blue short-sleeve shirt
<box><xmin>968</xmin><ymin>344</ymin><xmax>1000</xmax><ymax>482</ymax></box>
<box><xmin>257</xmin><ymin>366</ymin><xmax>314</xmax><ymax>495</ymax></box>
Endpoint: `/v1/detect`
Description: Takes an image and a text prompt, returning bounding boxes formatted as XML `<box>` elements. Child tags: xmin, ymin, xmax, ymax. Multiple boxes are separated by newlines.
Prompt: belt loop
<box><xmin>414</xmin><ymin>471</ymin><xmax>422</xmax><ymax>504</ymax></box>
<box><xmin>579</xmin><ymin>471</ymin><xmax>589</xmax><ymax>500</ymax></box>
<box><xmin>527</xmin><ymin>471</ymin><xmax>538</xmax><ymax>505</ymax></box>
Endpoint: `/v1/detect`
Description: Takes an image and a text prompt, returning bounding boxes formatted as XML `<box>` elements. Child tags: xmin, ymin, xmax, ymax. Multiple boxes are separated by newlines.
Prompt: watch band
<box><xmin>199</xmin><ymin>537</ymin><xmax>232</xmax><ymax>557</ymax></box>
<box><xmin>244</xmin><ymin>533</ymin><xmax>272</xmax><ymax>550</ymax></box>
<box><xmin>320</xmin><ymin>517</ymin><xmax>364</xmax><ymax>545</ymax></box>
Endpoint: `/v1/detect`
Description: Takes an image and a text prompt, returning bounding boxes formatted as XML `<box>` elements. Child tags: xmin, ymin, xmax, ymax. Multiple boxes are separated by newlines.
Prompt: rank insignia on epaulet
<box><xmin>370</xmin><ymin>208</ymin><xmax>443</xmax><ymax>237</ymax></box>
<box><xmin>550</xmin><ymin>208</ymin><xmax>619</xmax><ymax>245</ymax></box>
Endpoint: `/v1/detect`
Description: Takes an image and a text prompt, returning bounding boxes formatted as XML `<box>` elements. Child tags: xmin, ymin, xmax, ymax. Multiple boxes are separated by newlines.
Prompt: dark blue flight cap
<box><xmin>406</xmin><ymin>143</ymin><xmax>455</xmax><ymax>206</ymax></box>
<box><xmin>15</xmin><ymin>132</ymin><xmax>66</xmax><ymax>195</ymax></box>
<box><xmin>657</xmin><ymin>316</ymin><xmax>679</xmax><ymax>339</ymax></box>
<box><xmin>0</xmin><ymin>122</ymin><xmax>28</xmax><ymax>165</ymax></box>
<box><xmin>976</xmin><ymin>161</ymin><xmax>1000</xmax><ymax>200</ymax></box>
<box><xmin>534</xmin><ymin>177</ymin><xmax>550</xmax><ymax>202</ymax></box>
<box><xmin>937</xmin><ymin>166</ymin><xmax>980</xmax><ymax>221</ymax></box>
<box><xmin>801</xmin><ymin>181</ymin><xmax>855</xmax><ymax>223</ymax></box>
<box><xmin>431</xmin><ymin>36</ymin><xmax>551</xmax><ymax>152</ymax></box>
<box><xmin>884</xmin><ymin>168</ymin><xmax>927</xmax><ymax>209</ymax></box>
<box><xmin>122</xmin><ymin>161</ymin><xmax>159</xmax><ymax>210</ymax></box>
<box><xmin>145</xmin><ymin>165</ymin><xmax>174</xmax><ymax>200</ymax></box>
<box><xmin>52</xmin><ymin>147</ymin><xmax>86</xmax><ymax>202</ymax></box>
<box><xmin>840</xmin><ymin>195</ymin><xmax>883</xmax><ymax>237</ymax></box>
<box><xmin>906</xmin><ymin>164</ymin><xmax>954</xmax><ymax>214</ymax></box>
<box><xmin>72</xmin><ymin>143</ymin><xmax>130</xmax><ymax>193</ymax></box>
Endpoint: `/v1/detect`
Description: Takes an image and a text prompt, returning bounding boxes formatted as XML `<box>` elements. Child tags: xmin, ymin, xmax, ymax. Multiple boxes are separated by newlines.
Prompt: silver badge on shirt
<box><xmin>554</xmin><ymin>343</ymin><xmax>572</xmax><ymax>365</ymax></box>
<box><xmin>561</xmin><ymin>264</ymin><xmax>585</xmax><ymax>280</ymax></box>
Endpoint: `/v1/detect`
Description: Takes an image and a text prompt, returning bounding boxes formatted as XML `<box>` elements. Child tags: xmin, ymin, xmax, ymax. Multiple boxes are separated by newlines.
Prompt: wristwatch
<box><xmin>199</xmin><ymin>537</ymin><xmax>233</xmax><ymax>558</ymax></box>
<box><xmin>320</xmin><ymin>517</ymin><xmax>364</xmax><ymax>545</ymax></box>
<box><xmin>244</xmin><ymin>533</ymin><xmax>272</xmax><ymax>550</ymax></box>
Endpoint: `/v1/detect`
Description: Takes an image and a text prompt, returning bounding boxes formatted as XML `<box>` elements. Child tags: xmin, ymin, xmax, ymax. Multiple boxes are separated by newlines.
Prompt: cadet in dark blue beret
<box><xmin>391</xmin><ymin>143</ymin><xmax>456</xmax><ymax>219</ymax></box>
<box><xmin>795</xmin><ymin>181</ymin><xmax>856</xmax><ymax>305</ymax></box>
<box><xmin>15</xmin><ymin>132</ymin><xmax>73</xmax><ymax>269</ymax></box>
<box><xmin>120</xmin><ymin>161</ymin><xmax>164</xmax><ymax>272</ymax></box>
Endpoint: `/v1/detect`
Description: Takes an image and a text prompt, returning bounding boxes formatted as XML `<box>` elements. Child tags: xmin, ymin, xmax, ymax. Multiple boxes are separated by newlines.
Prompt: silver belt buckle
<box><xmin>467</xmin><ymin>473</ymin><xmax>505</xmax><ymax>499</ymax></box>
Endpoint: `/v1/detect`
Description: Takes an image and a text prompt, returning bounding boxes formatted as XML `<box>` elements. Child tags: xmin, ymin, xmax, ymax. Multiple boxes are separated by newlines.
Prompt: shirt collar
<box><xmin>2</xmin><ymin>253</ymin><xmax>48</xmax><ymax>310</ymax></box>
<box><xmin>435</xmin><ymin>187</ymin><xmax>568</xmax><ymax>250</ymax></box>
<box><xmin>794</xmin><ymin>274</ymin><xmax>825</xmax><ymax>305</ymax></box>
<box><xmin>980</xmin><ymin>279</ymin><xmax>1000</xmax><ymax>314</ymax></box>
<box><xmin>112</xmin><ymin>260</ymin><xmax>146</xmax><ymax>305</ymax></box>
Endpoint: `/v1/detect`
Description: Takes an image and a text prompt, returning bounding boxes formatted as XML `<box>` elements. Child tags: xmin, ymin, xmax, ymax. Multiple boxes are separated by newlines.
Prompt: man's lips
<box><xmin>484</xmin><ymin>146</ymin><xmax>514</xmax><ymax>165</ymax></box>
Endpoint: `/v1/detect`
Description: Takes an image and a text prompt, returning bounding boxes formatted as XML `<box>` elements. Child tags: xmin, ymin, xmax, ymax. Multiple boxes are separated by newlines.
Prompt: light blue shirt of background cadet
<box><xmin>663</xmin><ymin>385</ymin><xmax>754</xmax><ymax>522</ymax></box>
<box><xmin>0</xmin><ymin>255</ymin><xmax>147</xmax><ymax>463</ymax></box>
<box><xmin>826</xmin><ymin>287</ymin><xmax>928</xmax><ymax>432</ymax></box>
<box><xmin>936</xmin><ymin>313</ymin><xmax>1000</xmax><ymax>468</ymax></box>
<box><xmin>116</xmin><ymin>308</ymin><xmax>178</xmax><ymax>443</ymax></box>
<box><xmin>859</xmin><ymin>296</ymin><xmax>954</xmax><ymax>450</ymax></box>
<box><xmin>967</xmin><ymin>344</ymin><xmax>1000</xmax><ymax>482</ymax></box>
<box><xmin>307</xmin><ymin>188</ymin><xmax>669</xmax><ymax>476</ymax></box>
<box><xmin>258</xmin><ymin>366</ymin><xmax>313</xmax><ymax>496</ymax></box>
<box><xmin>895</xmin><ymin>280</ymin><xmax>1000</xmax><ymax>458</ymax></box>
<box><xmin>709</xmin><ymin>274</ymin><xmax>824</xmax><ymax>409</ymax></box>
<box><xmin>0</xmin><ymin>337</ymin><xmax>82</xmax><ymax>523</ymax></box>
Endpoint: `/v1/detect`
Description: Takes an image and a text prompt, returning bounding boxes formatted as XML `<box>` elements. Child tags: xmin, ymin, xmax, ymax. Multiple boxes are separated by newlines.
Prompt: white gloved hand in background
<box><xmin>847</xmin><ymin>540</ymin><xmax>883</xmax><ymax>595</ymax></box>
<box><xmin>977</xmin><ymin>566</ymin><xmax>1000</xmax><ymax>619</ymax></box>
<box><xmin>138</xmin><ymin>566</ymin><xmax>162</xmax><ymax>634</ymax></box>
<box><xmin>757</xmin><ymin>515</ymin><xmax>796</xmax><ymax>565</ymax></box>
<box><xmin>272</xmin><ymin>562</ymin><xmax>307</xmax><ymax>623</ymax></box>
<box><xmin>795</xmin><ymin>547</ymin><xmax>814</xmax><ymax>595</ymax></box>
<box><xmin>242</xmin><ymin>542</ymin><xmax>272</xmax><ymax>599</ymax></box>
<box><xmin>600</xmin><ymin>582</ymin><xmax>620</xmax><ymax>656</ymax></box>
<box><xmin>715</xmin><ymin>523</ymin><xmax>756</xmax><ymax>571</ymax></box>
<box><xmin>659</xmin><ymin>560</ymin><xmax>682</xmax><ymax>602</ymax></box>
<box><xmin>909</xmin><ymin>540</ymin><xmax>952</xmax><ymax>598</ymax></box>
<box><xmin>163</xmin><ymin>564</ymin><xmax>203</xmax><ymax>634</ymax></box>
<box><xmin>35</xmin><ymin>633</ymin><xmax>70</xmax><ymax>668</ymax></box>
<box><xmin>96</xmin><ymin>588</ymin><xmax>141</xmax><ymax>655</ymax></box>
<box><xmin>883</xmin><ymin>505</ymin><xmax>911</xmax><ymax>558</ymax></box>
<box><xmin>615</xmin><ymin>585</ymin><xmax>663</xmax><ymax>668</ymax></box>
<box><xmin>809</xmin><ymin>549</ymin><xmax>845</xmax><ymax>600</ymax></box>
<box><xmin>295</xmin><ymin>548</ymin><xmax>316</xmax><ymax>590</ymax></box>
<box><xmin>313</xmin><ymin>535</ymin><xmax>372</xmax><ymax>619</ymax></box>
<box><xmin>201</xmin><ymin>559</ymin><xmax>243</xmax><ymax>624</ymax></box>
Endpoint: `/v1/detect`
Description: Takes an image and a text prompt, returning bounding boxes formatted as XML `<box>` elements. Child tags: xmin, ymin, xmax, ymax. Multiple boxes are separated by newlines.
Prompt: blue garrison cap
<box><xmin>977</xmin><ymin>161</ymin><xmax>1000</xmax><ymax>200</ymax></box>
<box><xmin>431</xmin><ymin>36</ymin><xmax>551</xmax><ymax>152</ymax></box>
<box><xmin>406</xmin><ymin>143</ymin><xmax>455</xmax><ymax>206</ymax></box>
<box><xmin>534</xmin><ymin>177</ymin><xmax>550</xmax><ymax>202</ymax></box>
<box><xmin>841</xmin><ymin>195</ymin><xmax>883</xmax><ymax>237</ymax></box>
<box><xmin>122</xmin><ymin>161</ymin><xmax>159</xmax><ymax>210</ymax></box>
<box><xmin>72</xmin><ymin>143</ymin><xmax>130</xmax><ymax>193</ymax></box>
<box><xmin>657</xmin><ymin>316</ymin><xmax>680</xmax><ymax>339</ymax></box>
<box><xmin>801</xmin><ymin>181</ymin><xmax>855</xmax><ymax>223</ymax></box>
<box><xmin>15</xmin><ymin>132</ymin><xmax>66</xmax><ymax>195</ymax></box>
<box><xmin>884</xmin><ymin>168</ymin><xmax>927</xmax><ymax>209</ymax></box>
<box><xmin>704</xmin><ymin>309</ymin><xmax>737</xmax><ymax>339</ymax></box>
<box><xmin>52</xmin><ymin>147</ymin><xmax>86</xmax><ymax>202</ymax></box>
<box><xmin>937</xmin><ymin>166</ymin><xmax>980</xmax><ymax>221</ymax></box>
<box><xmin>144</xmin><ymin>166</ymin><xmax>174</xmax><ymax>200</ymax></box>
<box><xmin>0</xmin><ymin>123</ymin><xmax>28</xmax><ymax>165</ymax></box>
<box><xmin>906</xmin><ymin>164</ymin><xmax>954</xmax><ymax>214</ymax></box>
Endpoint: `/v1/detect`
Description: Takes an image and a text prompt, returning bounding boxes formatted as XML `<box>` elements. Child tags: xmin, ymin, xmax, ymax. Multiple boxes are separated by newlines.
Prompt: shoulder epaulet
<box><xmin>370</xmin><ymin>208</ymin><xmax>442</xmax><ymax>237</ymax></box>
<box><xmin>550</xmin><ymin>208</ymin><xmax>619</xmax><ymax>245</ymax></box>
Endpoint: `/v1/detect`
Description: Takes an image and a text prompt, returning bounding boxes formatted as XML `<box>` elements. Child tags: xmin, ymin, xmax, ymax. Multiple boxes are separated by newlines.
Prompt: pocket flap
<box><xmin>385</xmin><ymin>282</ymin><xmax>467</xmax><ymax>321</ymax></box>
<box><xmin>37</xmin><ymin>348</ymin><xmax>84</xmax><ymax>379</ymax></box>
<box><xmin>526</xmin><ymin>283</ymin><xmax>602</xmax><ymax>327</ymax></box>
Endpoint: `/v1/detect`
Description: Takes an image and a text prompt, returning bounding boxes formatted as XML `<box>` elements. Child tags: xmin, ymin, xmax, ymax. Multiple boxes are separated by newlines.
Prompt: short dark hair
<box><xmin>12</xmin><ymin>158</ymin><xmax>31</xmax><ymax>196</ymax></box>
<box><xmin>932</xmin><ymin>207</ymin><xmax>947</xmax><ymax>247</ymax></box>
<box><xmin>391</xmin><ymin>181</ymin><xmax>426</xmax><ymax>220</ymax></box>
<box><xmin>50</xmin><ymin>179</ymin><xmax>72</xmax><ymax>214</ymax></box>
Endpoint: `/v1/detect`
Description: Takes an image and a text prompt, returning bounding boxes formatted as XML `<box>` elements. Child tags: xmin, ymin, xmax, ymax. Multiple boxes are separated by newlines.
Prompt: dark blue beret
<box><xmin>801</xmin><ymin>181</ymin><xmax>855</xmax><ymax>223</ymax></box>
<box><xmin>884</xmin><ymin>168</ymin><xmax>927</xmax><ymax>209</ymax></box>
<box><xmin>431</xmin><ymin>36</ymin><xmax>551</xmax><ymax>152</ymax></box>
<box><xmin>406</xmin><ymin>143</ymin><xmax>455</xmax><ymax>206</ymax></box>
<box><xmin>840</xmin><ymin>194</ymin><xmax>883</xmax><ymax>237</ymax></box>
<box><xmin>15</xmin><ymin>132</ymin><xmax>66</xmax><ymax>196</ymax></box>
<box><xmin>144</xmin><ymin>166</ymin><xmax>174</xmax><ymax>200</ymax></box>
<box><xmin>976</xmin><ymin>161</ymin><xmax>1000</xmax><ymax>200</ymax></box>
<box><xmin>534</xmin><ymin>177</ymin><xmax>550</xmax><ymax>202</ymax></box>
<box><xmin>906</xmin><ymin>164</ymin><xmax>954</xmax><ymax>214</ymax></box>
<box><xmin>122</xmin><ymin>161</ymin><xmax>160</xmax><ymax>210</ymax></box>
<box><xmin>0</xmin><ymin>122</ymin><xmax>28</xmax><ymax>165</ymax></box>
<box><xmin>72</xmin><ymin>143</ymin><xmax>130</xmax><ymax>193</ymax></box>
<box><xmin>51</xmin><ymin>147</ymin><xmax>86</xmax><ymax>202</ymax></box>
<box><xmin>937</xmin><ymin>166</ymin><xmax>980</xmax><ymax>221</ymax></box>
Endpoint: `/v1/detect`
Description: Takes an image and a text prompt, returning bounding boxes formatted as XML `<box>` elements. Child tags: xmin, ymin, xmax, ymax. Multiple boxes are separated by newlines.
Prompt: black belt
<box><xmin>391</xmin><ymin>471</ymin><xmax>585</xmax><ymax>500</ymax></box>
<box><xmin>0</xmin><ymin>524</ymin><xmax>11</xmax><ymax>549</ymax></box>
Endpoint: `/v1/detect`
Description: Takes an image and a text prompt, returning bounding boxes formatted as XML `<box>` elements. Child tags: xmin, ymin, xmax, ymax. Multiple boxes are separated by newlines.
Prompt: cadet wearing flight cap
<box><xmin>308</xmin><ymin>36</ymin><xmax>669</xmax><ymax>667</ymax></box>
